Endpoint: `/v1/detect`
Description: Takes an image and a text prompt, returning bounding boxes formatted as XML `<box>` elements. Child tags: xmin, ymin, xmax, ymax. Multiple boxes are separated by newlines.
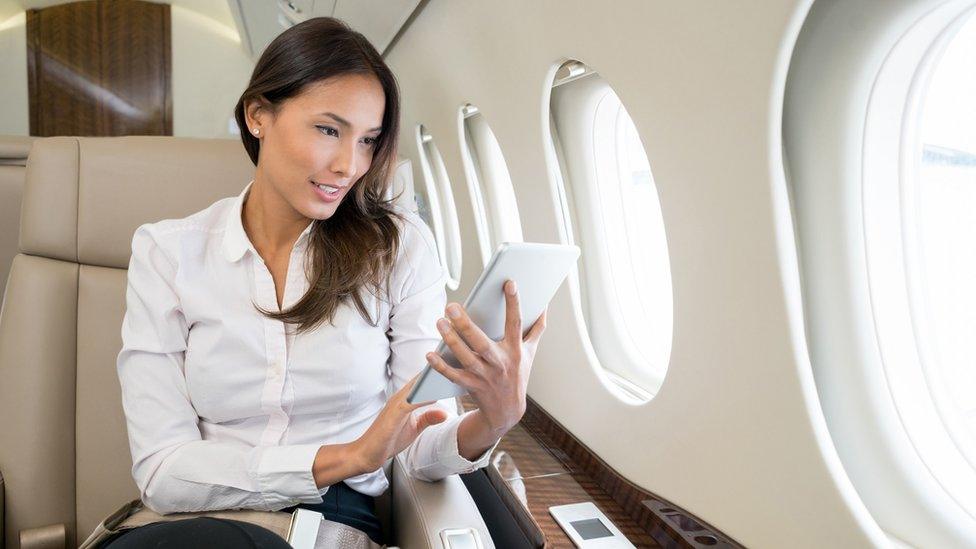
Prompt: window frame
<box><xmin>863</xmin><ymin>0</ymin><xmax>976</xmax><ymax>508</ymax></box>
<box><xmin>546</xmin><ymin>61</ymin><xmax>673</xmax><ymax>400</ymax></box>
<box><xmin>456</xmin><ymin>104</ymin><xmax>523</xmax><ymax>266</ymax></box>
<box><xmin>784</xmin><ymin>0</ymin><xmax>976</xmax><ymax>545</ymax></box>
<box><xmin>414</xmin><ymin>124</ymin><xmax>463</xmax><ymax>290</ymax></box>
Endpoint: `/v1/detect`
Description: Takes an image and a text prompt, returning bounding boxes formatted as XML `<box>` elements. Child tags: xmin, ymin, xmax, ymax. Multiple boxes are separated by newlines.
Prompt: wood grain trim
<box><xmin>25</xmin><ymin>9</ymin><xmax>41</xmax><ymax>137</ymax></box>
<box><xmin>519</xmin><ymin>398</ymin><xmax>745</xmax><ymax>548</ymax></box>
<box><xmin>160</xmin><ymin>2</ymin><xmax>172</xmax><ymax>135</ymax></box>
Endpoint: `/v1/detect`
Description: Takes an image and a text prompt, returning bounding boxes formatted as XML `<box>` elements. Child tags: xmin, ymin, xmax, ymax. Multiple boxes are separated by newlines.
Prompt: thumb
<box><xmin>415</xmin><ymin>407</ymin><xmax>449</xmax><ymax>431</ymax></box>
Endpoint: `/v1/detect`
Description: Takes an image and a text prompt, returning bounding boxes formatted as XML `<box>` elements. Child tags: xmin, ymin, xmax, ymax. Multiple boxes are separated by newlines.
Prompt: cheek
<box><xmin>264</xmin><ymin>131</ymin><xmax>300</xmax><ymax>174</ymax></box>
<box><xmin>286</xmin><ymin>138</ymin><xmax>331</xmax><ymax>175</ymax></box>
<box><xmin>359</xmin><ymin>148</ymin><xmax>376</xmax><ymax>173</ymax></box>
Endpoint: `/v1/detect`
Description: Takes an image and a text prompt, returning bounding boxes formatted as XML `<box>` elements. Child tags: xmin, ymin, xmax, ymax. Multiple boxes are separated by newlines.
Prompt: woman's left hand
<box><xmin>426</xmin><ymin>279</ymin><xmax>547</xmax><ymax>437</ymax></box>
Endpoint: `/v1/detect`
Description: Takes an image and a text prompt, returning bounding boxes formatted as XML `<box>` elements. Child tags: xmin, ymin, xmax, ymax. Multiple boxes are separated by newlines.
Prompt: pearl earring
<box><xmin>253</xmin><ymin>128</ymin><xmax>260</xmax><ymax>135</ymax></box>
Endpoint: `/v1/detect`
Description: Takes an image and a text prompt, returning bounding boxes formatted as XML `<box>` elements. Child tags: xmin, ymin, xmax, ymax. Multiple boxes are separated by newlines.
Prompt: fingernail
<box><xmin>447</xmin><ymin>304</ymin><xmax>461</xmax><ymax>318</ymax></box>
<box><xmin>507</xmin><ymin>280</ymin><xmax>517</xmax><ymax>295</ymax></box>
<box><xmin>436</xmin><ymin>318</ymin><xmax>449</xmax><ymax>331</ymax></box>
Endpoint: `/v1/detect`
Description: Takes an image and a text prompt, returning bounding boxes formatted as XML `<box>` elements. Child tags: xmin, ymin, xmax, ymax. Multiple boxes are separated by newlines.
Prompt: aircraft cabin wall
<box><xmin>386</xmin><ymin>1</ymin><xmax>884</xmax><ymax>548</ymax></box>
<box><xmin>0</xmin><ymin>0</ymin><xmax>972</xmax><ymax>546</ymax></box>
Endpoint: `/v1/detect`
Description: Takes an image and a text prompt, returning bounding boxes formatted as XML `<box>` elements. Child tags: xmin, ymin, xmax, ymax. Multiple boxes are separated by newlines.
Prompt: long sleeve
<box><xmin>118</xmin><ymin>224</ymin><xmax>326</xmax><ymax>514</ymax></box>
<box><xmin>386</xmin><ymin>215</ymin><xmax>499</xmax><ymax>481</ymax></box>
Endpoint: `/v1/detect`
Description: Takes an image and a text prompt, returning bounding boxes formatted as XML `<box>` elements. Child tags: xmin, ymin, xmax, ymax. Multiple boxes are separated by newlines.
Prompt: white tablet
<box><xmin>407</xmin><ymin>241</ymin><xmax>580</xmax><ymax>404</ymax></box>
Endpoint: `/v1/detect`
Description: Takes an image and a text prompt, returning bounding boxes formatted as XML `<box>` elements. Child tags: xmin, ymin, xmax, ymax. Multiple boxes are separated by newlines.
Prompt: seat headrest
<box><xmin>21</xmin><ymin>137</ymin><xmax>417</xmax><ymax>269</ymax></box>
<box><xmin>21</xmin><ymin>136</ymin><xmax>255</xmax><ymax>268</ymax></box>
<box><xmin>0</xmin><ymin>136</ymin><xmax>35</xmax><ymax>165</ymax></box>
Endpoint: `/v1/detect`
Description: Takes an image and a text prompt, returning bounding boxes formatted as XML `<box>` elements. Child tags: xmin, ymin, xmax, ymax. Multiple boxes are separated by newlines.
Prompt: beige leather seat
<box><xmin>0</xmin><ymin>136</ymin><xmax>492</xmax><ymax>549</ymax></box>
<box><xmin>0</xmin><ymin>136</ymin><xmax>34</xmax><ymax>303</ymax></box>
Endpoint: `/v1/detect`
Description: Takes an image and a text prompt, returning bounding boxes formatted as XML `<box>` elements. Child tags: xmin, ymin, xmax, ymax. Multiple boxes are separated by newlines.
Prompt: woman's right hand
<box><xmin>349</xmin><ymin>374</ymin><xmax>449</xmax><ymax>473</ymax></box>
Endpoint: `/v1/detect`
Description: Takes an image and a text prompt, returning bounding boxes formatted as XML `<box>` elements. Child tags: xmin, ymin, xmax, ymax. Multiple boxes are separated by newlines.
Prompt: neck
<box><xmin>242</xmin><ymin>174</ymin><xmax>312</xmax><ymax>256</ymax></box>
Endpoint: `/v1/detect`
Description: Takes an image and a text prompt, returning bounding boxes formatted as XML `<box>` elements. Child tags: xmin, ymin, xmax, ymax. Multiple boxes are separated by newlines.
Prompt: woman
<box><xmin>103</xmin><ymin>16</ymin><xmax>547</xmax><ymax>548</ymax></box>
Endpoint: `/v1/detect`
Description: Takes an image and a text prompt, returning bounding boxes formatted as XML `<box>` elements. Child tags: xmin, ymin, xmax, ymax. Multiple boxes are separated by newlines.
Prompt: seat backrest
<box><xmin>388</xmin><ymin>158</ymin><xmax>418</xmax><ymax>212</ymax></box>
<box><xmin>0</xmin><ymin>136</ymin><xmax>260</xmax><ymax>547</ymax></box>
<box><xmin>0</xmin><ymin>136</ymin><xmax>414</xmax><ymax>548</ymax></box>
<box><xmin>0</xmin><ymin>136</ymin><xmax>35</xmax><ymax>304</ymax></box>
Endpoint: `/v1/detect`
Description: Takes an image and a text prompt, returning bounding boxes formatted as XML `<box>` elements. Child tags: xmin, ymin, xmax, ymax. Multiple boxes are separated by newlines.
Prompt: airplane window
<box><xmin>549</xmin><ymin>61</ymin><xmax>673</xmax><ymax>400</ymax></box>
<box><xmin>912</xmin><ymin>12</ymin><xmax>976</xmax><ymax>440</ymax></box>
<box><xmin>786</xmin><ymin>2</ymin><xmax>976</xmax><ymax>543</ymax></box>
<box><xmin>458</xmin><ymin>104</ymin><xmax>523</xmax><ymax>266</ymax></box>
<box><xmin>415</xmin><ymin>125</ymin><xmax>463</xmax><ymax>290</ymax></box>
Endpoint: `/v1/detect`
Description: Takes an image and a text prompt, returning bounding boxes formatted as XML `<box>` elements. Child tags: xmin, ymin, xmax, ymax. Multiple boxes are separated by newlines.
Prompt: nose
<box><xmin>329</xmin><ymin>138</ymin><xmax>357</xmax><ymax>179</ymax></box>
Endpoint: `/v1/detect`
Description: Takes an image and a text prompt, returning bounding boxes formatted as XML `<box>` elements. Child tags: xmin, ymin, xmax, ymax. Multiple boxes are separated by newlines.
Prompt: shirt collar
<box><xmin>222</xmin><ymin>180</ymin><xmax>316</xmax><ymax>263</ymax></box>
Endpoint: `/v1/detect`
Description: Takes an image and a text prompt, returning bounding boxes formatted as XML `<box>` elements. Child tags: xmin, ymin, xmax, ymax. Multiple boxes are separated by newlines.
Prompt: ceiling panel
<box><xmin>330</xmin><ymin>0</ymin><xmax>422</xmax><ymax>53</ymax></box>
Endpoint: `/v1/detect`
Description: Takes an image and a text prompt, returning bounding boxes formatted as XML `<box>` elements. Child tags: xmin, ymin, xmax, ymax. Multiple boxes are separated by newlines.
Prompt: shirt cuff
<box><xmin>436</xmin><ymin>410</ymin><xmax>500</xmax><ymax>474</ymax></box>
<box><xmin>252</xmin><ymin>443</ymin><xmax>326</xmax><ymax>507</ymax></box>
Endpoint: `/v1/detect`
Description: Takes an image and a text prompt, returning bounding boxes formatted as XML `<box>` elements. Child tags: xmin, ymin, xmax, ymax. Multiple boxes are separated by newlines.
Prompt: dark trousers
<box><xmin>101</xmin><ymin>482</ymin><xmax>383</xmax><ymax>547</ymax></box>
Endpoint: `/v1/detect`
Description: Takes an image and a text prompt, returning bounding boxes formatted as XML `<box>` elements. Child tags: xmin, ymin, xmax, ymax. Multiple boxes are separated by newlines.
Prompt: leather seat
<box><xmin>0</xmin><ymin>136</ymin><xmax>34</xmax><ymax>303</ymax></box>
<box><xmin>0</xmin><ymin>136</ymin><xmax>492</xmax><ymax>549</ymax></box>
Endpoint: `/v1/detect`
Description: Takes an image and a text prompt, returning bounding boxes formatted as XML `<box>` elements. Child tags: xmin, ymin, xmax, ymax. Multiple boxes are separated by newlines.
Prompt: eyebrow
<box><xmin>321</xmin><ymin>112</ymin><xmax>383</xmax><ymax>133</ymax></box>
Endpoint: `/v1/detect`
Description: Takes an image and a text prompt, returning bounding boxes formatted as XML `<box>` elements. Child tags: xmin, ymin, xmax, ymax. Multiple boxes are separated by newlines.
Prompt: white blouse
<box><xmin>118</xmin><ymin>180</ymin><xmax>494</xmax><ymax>514</ymax></box>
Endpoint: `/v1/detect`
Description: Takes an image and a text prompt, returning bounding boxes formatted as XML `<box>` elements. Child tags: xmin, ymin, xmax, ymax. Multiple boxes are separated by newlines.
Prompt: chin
<box><xmin>308</xmin><ymin>201</ymin><xmax>342</xmax><ymax>220</ymax></box>
<box><xmin>306</xmin><ymin>207</ymin><xmax>336</xmax><ymax>221</ymax></box>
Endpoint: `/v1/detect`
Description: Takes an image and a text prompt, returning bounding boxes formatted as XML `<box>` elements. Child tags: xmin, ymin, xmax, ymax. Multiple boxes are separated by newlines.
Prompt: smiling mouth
<box><xmin>312</xmin><ymin>181</ymin><xmax>343</xmax><ymax>195</ymax></box>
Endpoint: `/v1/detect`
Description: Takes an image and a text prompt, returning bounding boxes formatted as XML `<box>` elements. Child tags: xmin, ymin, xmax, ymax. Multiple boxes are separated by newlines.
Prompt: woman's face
<box><xmin>246</xmin><ymin>73</ymin><xmax>386</xmax><ymax>221</ymax></box>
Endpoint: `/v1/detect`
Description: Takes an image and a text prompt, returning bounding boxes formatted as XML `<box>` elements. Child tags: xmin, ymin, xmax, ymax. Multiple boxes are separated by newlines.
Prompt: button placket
<box><xmin>280</xmin><ymin>243</ymin><xmax>310</xmax><ymax>418</ymax></box>
<box><xmin>252</xmin><ymin>255</ymin><xmax>291</xmax><ymax>447</ymax></box>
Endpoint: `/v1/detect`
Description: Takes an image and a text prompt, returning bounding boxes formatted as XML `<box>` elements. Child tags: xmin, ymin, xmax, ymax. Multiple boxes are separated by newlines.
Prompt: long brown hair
<box><xmin>233</xmin><ymin>17</ymin><xmax>404</xmax><ymax>333</ymax></box>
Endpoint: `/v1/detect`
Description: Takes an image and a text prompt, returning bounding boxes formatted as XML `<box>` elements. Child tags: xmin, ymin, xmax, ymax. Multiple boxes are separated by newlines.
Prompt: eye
<box><xmin>315</xmin><ymin>125</ymin><xmax>338</xmax><ymax>137</ymax></box>
<box><xmin>362</xmin><ymin>136</ymin><xmax>379</xmax><ymax>148</ymax></box>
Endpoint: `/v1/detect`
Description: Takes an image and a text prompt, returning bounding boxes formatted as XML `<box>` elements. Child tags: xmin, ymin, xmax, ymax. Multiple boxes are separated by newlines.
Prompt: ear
<box><xmin>243</xmin><ymin>96</ymin><xmax>272</xmax><ymax>134</ymax></box>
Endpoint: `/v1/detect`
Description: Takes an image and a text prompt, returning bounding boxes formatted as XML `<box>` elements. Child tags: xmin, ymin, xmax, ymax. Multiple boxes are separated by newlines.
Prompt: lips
<box><xmin>311</xmin><ymin>180</ymin><xmax>345</xmax><ymax>203</ymax></box>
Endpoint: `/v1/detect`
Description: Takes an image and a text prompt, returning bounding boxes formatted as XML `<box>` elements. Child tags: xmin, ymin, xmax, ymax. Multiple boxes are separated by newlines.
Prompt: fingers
<box><xmin>427</xmin><ymin>351</ymin><xmax>480</xmax><ymax>390</ymax></box>
<box><xmin>444</xmin><ymin>303</ymin><xmax>494</xmax><ymax>358</ymax></box>
<box><xmin>392</xmin><ymin>372</ymin><xmax>422</xmax><ymax>401</ymax></box>
<box><xmin>524</xmin><ymin>307</ymin><xmax>548</xmax><ymax>344</ymax></box>
<box><xmin>437</xmin><ymin>318</ymin><xmax>487</xmax><ymax>376</ymax></box>
<box><xmin>390</xmin><ymin>373</ymin><xmax>434</xmax><ymax>410</ymax></box>
<box><xmin>503</xmin><ymin>279</ymin><xmax>523</xmax><ymax>348</ymax></box>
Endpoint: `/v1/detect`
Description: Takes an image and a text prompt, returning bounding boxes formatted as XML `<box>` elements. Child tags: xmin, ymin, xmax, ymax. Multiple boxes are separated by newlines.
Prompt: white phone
<box><xmin>549</xmin><ymin>502</ymin><xmax>635</xmax><ymax>548</ymax></box>
<box><xmin>406</xmin><ymin>241</ymin><xmax>580</xmax><ymax>404</ymax></box>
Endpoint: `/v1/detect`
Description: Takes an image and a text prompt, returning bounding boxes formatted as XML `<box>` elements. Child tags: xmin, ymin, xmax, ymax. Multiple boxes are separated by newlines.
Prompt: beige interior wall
<box><xmin>0</xmin><ymin>12</ymin><xmax>28</xmax><ymax>136</ymax></box>
<box><xmin>385</xmin><ymin>1</ymin><xmax>887</xmax><ymax>547</ymax></box>
<box><xmin>170</xmin><ymin>5</ymin><xmax>253</xmax><ymax>138</ymax></box>
<box><xmin>0</xmin><ymin>4</ymin><xmax>254</xmax><ymax>138</ymax></box>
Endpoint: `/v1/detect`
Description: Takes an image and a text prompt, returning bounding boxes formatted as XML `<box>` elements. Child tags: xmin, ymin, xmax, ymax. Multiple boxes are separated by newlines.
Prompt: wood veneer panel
<box><xmin>27</xmin><ymin>1</ymin><xmax>100</xmax><ymax>136</ymax></box>
<box><xmin>509</xmin><ymin>473</ymin><xmax>658</xmax><ymax>548</ymax></box>
<box><xmin>27</xmin><ymin>0</ymin><xmax>171</xmax><ymax>136</ymax></box>
<box><xmin>98</xmin><ymin>0</ymin><xmax>171</xmax><ymax>135</ymax></box>
<box><xmin>520</xmin><ymin>399</ymin><xmax>744</xmax><ymax>548</ymax></box>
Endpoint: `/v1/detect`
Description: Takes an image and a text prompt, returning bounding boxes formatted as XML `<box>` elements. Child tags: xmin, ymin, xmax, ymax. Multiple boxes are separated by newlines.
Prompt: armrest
<box><xmin>19</xmin><ymin>523</ymin><xmax>66</xmax><ymax>549</ymax></box>
<box><xmin>5</xmin><ymin>462</ymin><xmax>64</xmax><ymax>549</ymax></box>
<box><xmin>392</xmin><ymin>454</ymin><xmax>493</xmax><ymax>549</ymax></box>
